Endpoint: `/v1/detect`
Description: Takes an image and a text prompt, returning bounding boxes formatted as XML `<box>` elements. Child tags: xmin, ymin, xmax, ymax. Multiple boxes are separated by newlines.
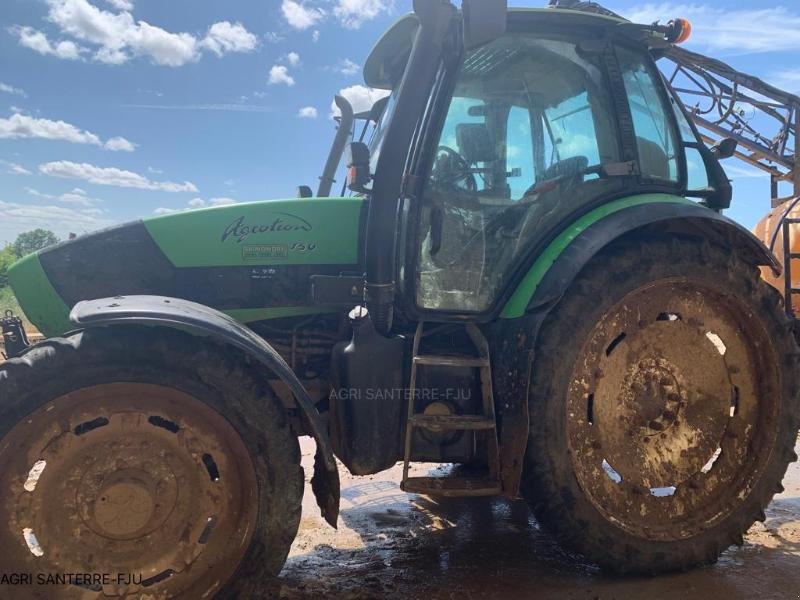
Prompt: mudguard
<box><xmin>502</xmin><ymin>196</ymin><xmax>780</xmax><ymax>319</ymax></box>
<box><xmin>70</xmin><ymin>294</ymin><xmax>340</xmax><ymax>527</ymax></box>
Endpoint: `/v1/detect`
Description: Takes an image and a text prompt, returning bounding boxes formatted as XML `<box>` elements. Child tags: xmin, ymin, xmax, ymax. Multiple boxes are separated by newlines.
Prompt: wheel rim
<box><xmin>566</xmin><ymin>278</ymin><xmax>781</xmax><ymax>541</ymax></box>
<box><xmin>0</xmin><ymin>382</ymin><xmax>258</xmax><ymax>598</ymax></box>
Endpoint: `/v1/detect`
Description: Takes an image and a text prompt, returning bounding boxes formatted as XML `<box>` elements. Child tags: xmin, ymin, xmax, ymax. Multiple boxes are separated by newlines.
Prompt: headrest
<box><xmin>456</xmin><ymin>123</ymin><xmax>495</xmax><ymax>164</ymax></box>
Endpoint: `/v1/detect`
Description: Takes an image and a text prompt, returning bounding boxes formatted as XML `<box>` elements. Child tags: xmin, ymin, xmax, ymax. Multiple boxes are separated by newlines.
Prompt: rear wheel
<box><xmin>522</xmin><ymin>239</ymin><xmax>800</xmax><ymax>572</ymax></box>
<box><xmin>0</xmin><ymin>327</ymin><xmax>303</xmax><ymax>598</ymax></box>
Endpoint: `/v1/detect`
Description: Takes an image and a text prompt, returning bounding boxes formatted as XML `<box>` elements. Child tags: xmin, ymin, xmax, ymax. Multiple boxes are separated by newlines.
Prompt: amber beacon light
<box><xmin>665</xmin><ymin>17</ymin><xmax>692</xmax><ymax>44</ymax></box>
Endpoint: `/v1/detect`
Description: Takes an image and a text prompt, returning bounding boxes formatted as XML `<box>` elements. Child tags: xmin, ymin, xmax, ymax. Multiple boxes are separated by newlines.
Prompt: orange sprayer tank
<box><xmin>753</xmin><ymin>201</ymin><xmax>800</xmax><ymax>314</ymax></box>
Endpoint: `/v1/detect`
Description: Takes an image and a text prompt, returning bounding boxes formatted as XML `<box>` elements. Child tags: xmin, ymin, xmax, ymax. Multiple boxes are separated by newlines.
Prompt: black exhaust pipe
<box><xmin>364</xmin><ymin>0</ymin><xmax>456</xmax><ymax>333</ymax></box>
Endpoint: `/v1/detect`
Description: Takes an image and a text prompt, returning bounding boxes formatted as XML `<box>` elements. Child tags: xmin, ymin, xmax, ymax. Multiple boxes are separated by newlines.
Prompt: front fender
<box><xmin>70</xmin><ymin>294</ymin><xmax>340</xmax><ymax>527</ymax></box>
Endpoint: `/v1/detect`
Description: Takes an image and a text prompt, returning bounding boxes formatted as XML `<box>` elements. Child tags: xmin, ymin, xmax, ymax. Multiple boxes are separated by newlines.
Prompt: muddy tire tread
<box><xmin>0</xmin><ymin>326</ymin><xmax>303</xmax><ymax>598</ymax></box>
<box><xmin>522</xmin><ymin>238</ymin><xmax>800</xmax><ymax>574</ymax></box>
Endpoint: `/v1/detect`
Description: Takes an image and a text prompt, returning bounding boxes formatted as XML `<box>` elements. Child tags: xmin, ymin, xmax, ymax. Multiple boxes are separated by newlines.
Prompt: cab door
<box><xmin>409</xmin><ymin>32</ymin><xmax>624</xmax><ymax>315</ymax></box>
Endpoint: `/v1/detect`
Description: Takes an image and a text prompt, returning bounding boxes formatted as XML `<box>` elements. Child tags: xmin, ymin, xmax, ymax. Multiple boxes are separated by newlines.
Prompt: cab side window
<box><xmin>618</xmin><ymin>46</ymin><xmax>680</xmax><ymax>183</ymax></box>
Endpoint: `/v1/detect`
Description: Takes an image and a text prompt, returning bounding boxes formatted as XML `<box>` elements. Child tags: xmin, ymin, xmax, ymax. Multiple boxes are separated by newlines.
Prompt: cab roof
<box><xmin>364</xmin><ymin>7</ymin><xmax>636</xmax><ymax>89</ymax></box>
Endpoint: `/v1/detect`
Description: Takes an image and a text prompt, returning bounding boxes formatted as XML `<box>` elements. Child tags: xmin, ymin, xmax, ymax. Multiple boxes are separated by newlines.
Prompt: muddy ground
<box><xmin>278</xmin><ymin>437</ymin><xmax>800</xmax><ymax>600</ymax></box>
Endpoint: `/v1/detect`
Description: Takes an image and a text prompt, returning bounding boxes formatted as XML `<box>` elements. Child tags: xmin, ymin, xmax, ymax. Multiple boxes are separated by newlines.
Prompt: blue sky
<box><xmin>1</xmin><ymin>0</ymin><xmax>799</xmax><ymax>243</ymax></box>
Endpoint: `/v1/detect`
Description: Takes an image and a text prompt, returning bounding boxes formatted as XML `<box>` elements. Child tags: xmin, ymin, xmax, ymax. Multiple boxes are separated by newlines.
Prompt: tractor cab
<box><xmin>353</xmin><ymin>7</ymin><xmax>728</xmax><ymax>322</ymax></box>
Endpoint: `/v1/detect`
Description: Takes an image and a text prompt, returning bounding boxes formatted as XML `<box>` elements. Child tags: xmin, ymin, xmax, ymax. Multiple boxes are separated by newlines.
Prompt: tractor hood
<box><xmin>8</xmin><ymin>197</ymin><xmax>366</xmax><ymax>337</ymax></box>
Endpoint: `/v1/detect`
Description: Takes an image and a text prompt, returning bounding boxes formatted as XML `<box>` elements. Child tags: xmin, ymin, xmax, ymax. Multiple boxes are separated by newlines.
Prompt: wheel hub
<box><xmin>626</xmin><ymin>358</ymin><xmax>684</xmax><ymax>431</ymax></box>
<box><xmin>80</xmin><ymin>467</ymin><xmax>174</xmax><ymax>540</ymax></box>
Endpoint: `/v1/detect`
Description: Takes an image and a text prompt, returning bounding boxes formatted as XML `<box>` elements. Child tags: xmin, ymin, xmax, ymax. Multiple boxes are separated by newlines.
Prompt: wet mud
<box><xmin>279</xmin><ymin>437</ymin><xmax>800</xmax><ymax>600</ymax></box>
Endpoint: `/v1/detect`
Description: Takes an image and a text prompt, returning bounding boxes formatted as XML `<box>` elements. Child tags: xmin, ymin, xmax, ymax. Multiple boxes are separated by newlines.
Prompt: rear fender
<box><xmin>502</xmin><ymin>197</ymin><xmax>779</xmax><ymax>319</ymax></box>
<box><xmin>70</xmin><ymin>294</ymin><xmax>340</xmax><ymax>527</ymax></box>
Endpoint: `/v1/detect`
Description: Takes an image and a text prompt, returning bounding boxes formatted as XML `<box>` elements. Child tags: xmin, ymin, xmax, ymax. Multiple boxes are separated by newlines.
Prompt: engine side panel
<box><xmin>9</xmin><ymin>197</ymin><xmax>365</xmax><ymax>337</ymax></box>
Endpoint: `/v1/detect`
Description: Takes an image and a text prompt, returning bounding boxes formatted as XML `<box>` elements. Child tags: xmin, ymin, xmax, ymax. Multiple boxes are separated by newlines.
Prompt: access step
<box><xmin>408</xmin><ymin>414</ymin><xmax>496</xmax><ymax>430</ymax></box>
<box><xmin>412</xmin><ymin>354</ymin><xmax>489</xmax><ymax>367</ymax></box>
<box><xmin>401</xmin><ymin>476</ymin><xmax>502</xmax><ymax>497</ymax></box>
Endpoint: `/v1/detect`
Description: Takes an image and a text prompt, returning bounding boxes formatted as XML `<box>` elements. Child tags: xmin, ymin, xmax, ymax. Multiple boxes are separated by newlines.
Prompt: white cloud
<box><xmin>104</xmin><ymin>0</ymin><xmax>132</xmax><ymax>10</ymax></box>
<box><xmin>623</xmin><ymin>4</ymin><xmax>800</xmax><ymax>54</ymax></box>
<box><xmin>280</xmin><ymin>0</ymin><xmax>389</xmax><ymax>32</ymax></box>
<box><xmin>265</xmin><ymin>31</ymin><xmax>284</xmax><ymax>44</ymax></box>
<box><xmin>123</xmin><ymin>20</ymin><xmax>198</xmax><ymax>66</ymax></box>
<box><xmin>94</xmin><ymin>46</ymin><xmax>128</xmax><ymax>64</ymax></box>
<box><xmin>12</xmin><ymin>0</ymin><xmax>258</xmax><ymax>67</ymax></box>
<box><xmin>104</xmin><ymin>136</ymin><xmax>136</xmax><ymax>151</ymax></box>
<box><xmin>39</xmin><ymin>160</ymin><xmax>197</xmax><ymax>192</ymax></box>
<box><xmin>0</xmin><ymin>83</ymin><xmax>27</xmax><ymax>97</ymax></box>
<box><xmin>13</xmin><ymin>26</ymin><xmax>86</xmax><ymax>60</ymax></box>
<box><xmin>0</xmin><ymin>113</ymin><xmax>135</xmax><ymax>151</ymax></box>
<box><xmin>332</xmin><ymin>84</ymin><xmax>390</xmax><ymax>117</ymax></box>
<box><xmin>286</xmin><ymin>51</ymin><xmax>300</xmax><ymax>66</ymax></box>
<box><xmin>298</xmin><ymin>106</ymin><xmax>318</xmax><ymax>119</ymax></box>
<box><xmin>1</xmin><ymin>113</ymin><xmax>100</xmax><ymax>144</ymax></box>
<box><xmin>27</xmin><ymin>186</ymin><xmax>103</xmax><ymax>206</ymax></box>
<box><xmin>335</xmin><ymin>58</ymin><xmax>360</xmax><ymax>76</ymax></box>
<box><xmin>209</xmin><ymin>197</ymin><xmax>237</xmax><ymax>206</ymax></box>
<box><xmin>1</xmin><ymin>160</ymin><xmax>31</xmax><ymax>175</ymax></box>
<box><xmin>268</xmin><ymin>64</ymin><xmax>295</xmax><ymax>86</ymax></box>
<box><xmin>281</xmin><ymin>0</ymin><xmax>325</xmax><ymax>30</ymax></box>
<box><xmin>333</xmin><ymin>0</ymin><xmax>393</xmax><ymax>29</ymax></box>
<box><xmin>202</xmin><ymin>21</ymin><xmax>258</xmax><ymax>57</ymax></box>
<box><xmin>9</xmin><ymin>164</ymin><xmax>31</xmax><ymax>175</ymax></box>
<box><xmin>59</xmin><ymin>187</ymin><xmax>101</xmax><ymax>205</ymax></box>
<box><xmin>154</xmin><ymin>196</ymin><xmax>238</xmax><ymax>215</ymax></box>
<box><xmin>0</xmin><ymin>199</ymin><xmax>114</xmax><ymax>241</ymax></box>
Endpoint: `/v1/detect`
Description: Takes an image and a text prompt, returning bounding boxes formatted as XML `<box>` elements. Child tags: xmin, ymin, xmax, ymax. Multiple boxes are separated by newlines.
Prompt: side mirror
<box><xmin>345</xmin><ymin>141</ymin><xmax>371</xmax><ymax>193</ymax></box>
<box><xmin>462</xmin><ymin>0</ymin><xmax>507</xmax><ymax>50</ymax></box>
<box><xmin>296</xmin><ymin>185</ymin><xmax>313</xmax><ymax>198</ymax></box>
<box><xmin>711</xmin><ymin>137</ymin><xmax>737</xmax><ymax>160</ymax></box>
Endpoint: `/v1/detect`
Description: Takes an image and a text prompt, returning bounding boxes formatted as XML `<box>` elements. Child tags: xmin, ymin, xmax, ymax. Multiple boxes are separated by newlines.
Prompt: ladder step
<box><xmin>409</xmin><ymin>414</ymin><xmax>496</xmax><ymax>430</ymax></box>
<box><xmin>413</xmin><ymin>354</ymin><xmax>489</xmax><ymax>368</ymax></box>
<box><xmin>401</xmin><ymin>476</ymin><xmax>501</xmax><ymax>497</ymax></box>
<box><xmin>788</xmin><ymin>253</ymin><xmax>800</xmax><ymax>259</ymax></box>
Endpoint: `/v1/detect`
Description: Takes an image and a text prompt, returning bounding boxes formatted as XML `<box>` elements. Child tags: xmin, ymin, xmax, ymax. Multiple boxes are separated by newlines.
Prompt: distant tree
<box><xmin>0</xmin><ymin>245</ymin><xmax>16</xmax><ymax>287</ymax></box>
<box><xmin>12</xmin><ymin>229</ymin><xmax>59</xmax><ymax>258</ymax></box>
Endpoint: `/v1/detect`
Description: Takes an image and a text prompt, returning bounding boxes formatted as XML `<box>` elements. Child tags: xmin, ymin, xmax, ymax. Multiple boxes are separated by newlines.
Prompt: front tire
<box><xmin>0</xmin><ymin>326</ymin><xmax>303</xmax><ymax>598</ymax></box>
<box><xmin>522</xmin><ymin>238</ymin><xmax>800</xmax><ymax>573</ymax></box>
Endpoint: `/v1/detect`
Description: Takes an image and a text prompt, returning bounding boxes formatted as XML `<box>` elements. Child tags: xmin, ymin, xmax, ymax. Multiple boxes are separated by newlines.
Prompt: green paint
<box><xmin>7</xmin><ymin>253</ymin><xmax>72</xmax><ymax>336</ymax></box>
<box><xmin>224</xmin><ymin>306</ymin><xmax>339</xmax><ymax>323</ymax></box>
<box><xmin>499</xmin><ymin>194</ymin><xmax>697</xmax><ymax>319</ymax></box>
<box><xmin>143</xmin><ymin>197</ymin><xmax>364</xmax><ymax>268</ymax></box>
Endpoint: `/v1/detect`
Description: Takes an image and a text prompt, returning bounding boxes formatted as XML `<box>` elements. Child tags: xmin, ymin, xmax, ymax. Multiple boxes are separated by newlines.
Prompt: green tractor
<box><xmin>2</xmin><ymin>1</ymin><xmax>799</xmax><ymax>597</ymax></box>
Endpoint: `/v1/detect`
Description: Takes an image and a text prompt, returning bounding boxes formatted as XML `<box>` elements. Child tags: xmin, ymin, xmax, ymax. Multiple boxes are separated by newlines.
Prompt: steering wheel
<box><xmin>433</xmin><ymin>145</ymin><xmax>477</xmax><ymax>192</ymax></box>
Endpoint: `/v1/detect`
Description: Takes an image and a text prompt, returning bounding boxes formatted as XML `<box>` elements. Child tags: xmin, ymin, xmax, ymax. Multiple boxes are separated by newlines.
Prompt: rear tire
<box><xmin>522</xmin><ymin>238</ymin><xmax>800</xmax><ymax>573</ymax></box>
<box><xmin>0</xmin><ymin>326</ymin><xmax>303</xmax><ymax>598</ymax></box>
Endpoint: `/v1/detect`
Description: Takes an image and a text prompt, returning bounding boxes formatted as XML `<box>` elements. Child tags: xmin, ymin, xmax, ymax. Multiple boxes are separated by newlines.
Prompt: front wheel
<box><xmin>523</xmin><ymin>238</ymin><xmax>800</xmax><ymax>573</ymax></box>
<box><xmin>0</xmin><ymin>327</ymin><xmax>303</xmax><ymax>598</ymax></box>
